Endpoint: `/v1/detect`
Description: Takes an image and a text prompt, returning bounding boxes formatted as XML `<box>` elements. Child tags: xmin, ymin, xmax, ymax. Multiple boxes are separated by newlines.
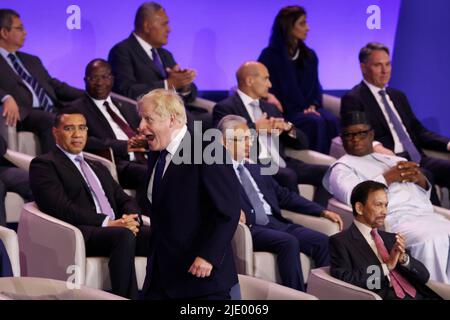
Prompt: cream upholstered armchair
<box><xmin>17</xmin><ymin>202</ymin><xmax>148</xmax><ymax>291</ymax></box>
<box><xmin>0</xmin><ymin>225</ymin><xmax>20</xmax><ymax>276</ymax></box>
<box><xmin>307</xmin><ymin>266</ymin><xmax>450</xmax><ymax>300</ymax></box>
<box><xmin>0</xmin><ymin>277</ymin><xmax>126</xmax><ymax>300</ymax></box>
<box><xmin>231</xmin><ymin>211</ymin><xmax>340</xmax><ymax>286</ymax></box>
<box><xmin>238</xmin><ymin>274</ymin><xmax>317</xmax><ymax>300</ymax></box>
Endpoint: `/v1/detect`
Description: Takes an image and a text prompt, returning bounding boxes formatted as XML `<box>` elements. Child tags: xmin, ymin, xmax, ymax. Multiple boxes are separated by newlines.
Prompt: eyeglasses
<box><xmin>341</xmin><ymin>129</ymin><xmax>372</xmax><ymax>141</ymax></box>
<box><xmin>85</xmin><ymin>75</ymin><xmax>113</xmax><ymax>82</ymax></box>
<box><xmin>62</xmin><ymin>125</ymin><xmax>88</xmax><ymax>132</ymax></box>
<box><xmin>227</xmin><ymin>135</ymin><xmax>255</xmax><ymax>143</ymax></box>
<box><xmin>10</xmin><ymin>25</ymin><xmax>25</xmax><ymax>31</ymax></box>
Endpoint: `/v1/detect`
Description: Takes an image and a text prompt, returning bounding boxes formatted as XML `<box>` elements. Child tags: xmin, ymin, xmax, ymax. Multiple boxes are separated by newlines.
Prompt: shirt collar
<box><xmin>133</xmin><ymin>33</ymin><xmax>154</xmax><ymax>54</ymax></box>
<box><xmin>89</xmin><ymin>95</ymin><xmax>113</xmax><ymax>110</ymax></box>
<box><xmin>56</xmin><ymin>144</ymin><xmax>83</xmax><ymax>162</ymax></box>
<box><xmin>165</xmin><ymin>125</ymin><xmax>188</xmax><ymax>156</ymax></box>
<box><xmin>363</xmin><ymin>79</ymin><xmax>387</xmax><ymax>98</ymax></box>
<box><xmin>237</xmin><ymin>89</ymin><xmax>259</xmax><ymax>107</ymax></box>
<box><xmin>354</xmin><ymin>219</ymin><xmax>374</xmax><ymax>239</ymax></box>
<box><xmin>0</xmin><ymin>47</ymin><xmax>14</xmax><ymax>60</ymax></box>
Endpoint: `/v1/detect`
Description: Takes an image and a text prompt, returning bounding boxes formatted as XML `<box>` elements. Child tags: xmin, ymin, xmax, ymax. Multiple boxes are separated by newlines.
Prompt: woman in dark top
<box><xmin>259</xmin><ymin>5</ymin><xmax>339</xmax><ymax>154</ymax></box>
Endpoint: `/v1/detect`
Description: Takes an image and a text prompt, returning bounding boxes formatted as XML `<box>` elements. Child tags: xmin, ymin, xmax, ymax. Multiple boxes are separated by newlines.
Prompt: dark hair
<box><xmin>359</xmin><ymin>42</ymin><xmax>390</xmax><ymax>64</ymax></box>
<box><xmin>134</xmin><ymin>2</ymin><xmax>163</xmax><ymax>32</ymax></box>
<box><xmin>53</xmin><ymin>111</ymin><xmax>85</xmax><ymax>128</ymax></box>
<box><xmin>84</xmin><ymin>58</ymin><xmax>111</xmax><ymax>76</ymax></box>
<box><xmin>0</xmin><ymin>9</ymin><xmax>20</xmax><ymax>30</ymax></box>
<box><xmin>350</xmin><ymin>180</ymin><xmax>387</xmax><ymax>217</ymax></box>
<box><xmin>270</xmin><ymin>5</ymin><xmax>311</xmax><ymax>66</ymax></box>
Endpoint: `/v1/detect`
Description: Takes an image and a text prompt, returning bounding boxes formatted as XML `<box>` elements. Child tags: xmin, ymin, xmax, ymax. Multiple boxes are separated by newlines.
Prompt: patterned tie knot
<box><xmin>7</xmin><ymin>53</ymin><xmax>17</xmax><ymax>62</ymax></box>
<box><xmin>74</xmin><ymin>155</ymin><xmax>84</xmax><ymax>164</ymax></box>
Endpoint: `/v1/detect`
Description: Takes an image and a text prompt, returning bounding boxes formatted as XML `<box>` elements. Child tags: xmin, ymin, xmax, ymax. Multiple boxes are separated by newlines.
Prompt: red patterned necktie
<box><xmin>370</xmin><ymin>228</ymin><xmax>416</xmax><ymax>298</ymax></box>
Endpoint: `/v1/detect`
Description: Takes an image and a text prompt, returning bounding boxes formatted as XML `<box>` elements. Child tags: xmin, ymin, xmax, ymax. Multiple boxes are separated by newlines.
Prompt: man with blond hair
<box><xmin>139</xmin><ymin>89</ymin><xmax>240</xmax><ymax>300</ymax></box>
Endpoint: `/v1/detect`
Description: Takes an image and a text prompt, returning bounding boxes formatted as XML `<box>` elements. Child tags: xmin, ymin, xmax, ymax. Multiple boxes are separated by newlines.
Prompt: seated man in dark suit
<box><xmin>0</xmin><ymin>238</ymin><xmax>13</xmax><ymax>277</ymax></box>
<box><xmin>29</xmin><ymin>112</ymin><xmax>150</xmax><ymax>299</ymax></box>
<box><xmin>0</xmin><ymin>135</ymin><xmax>33</xmax><ymax>226</ymax></box>
<box><xmin>219</xmin><ymin>114</ymin><xmax>343</xmax><ymax>291</ymax></box>
<box><xmin>330</xmin><ymin>180</ymin><xmax>441</xmax><ymax>299</ymax></box>
<box><xmin>0</xmin><ymin>9</ymin><xmax>83</xmax><ymax>153</ymax></box>
<box><xmin>214</xmin><ymin>61</ymin><xmax>332</xmax><ymax>206</ymax></box>
<box><xmin>341</xmin><ymin>42</ymin><xmax>450</xmax><ymax>205</ymax></box>
<box><xmin>108</xmin><ymin>2</ymin><xmax>210</xmax><ymax>127</ymax></box>
<box><xmin>67</xmin><ymin>59</ymin><xmax>147</xmax><ymax>193</ymax></box>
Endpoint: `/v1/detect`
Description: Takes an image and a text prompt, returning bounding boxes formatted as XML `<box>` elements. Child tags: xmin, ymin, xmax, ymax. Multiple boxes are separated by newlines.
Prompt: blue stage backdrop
<box><xmin>3</xmin><ymin>0</ymin><xmax>400</xmax><ymax>90</ymax></box>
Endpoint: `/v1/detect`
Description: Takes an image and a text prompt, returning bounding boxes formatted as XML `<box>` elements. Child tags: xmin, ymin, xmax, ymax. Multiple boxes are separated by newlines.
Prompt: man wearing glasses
<box><xmin>323</xmin><ymin>111</ymin><xmax>450</xmax><ymax>284</ymax></box>
<box><xmin>29</xmin><ymin>112</ymin><xmax>150</xmax><ymax>299</ymax></box>
<box><xmin>0</xmin><ymin>9</ymin><xmax>83</xmax><ymax>152</ymax></box>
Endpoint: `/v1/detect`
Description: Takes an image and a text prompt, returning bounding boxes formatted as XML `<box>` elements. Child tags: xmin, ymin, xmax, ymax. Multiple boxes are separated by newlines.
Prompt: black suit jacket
<box><xmin>213</xmin><ymin>93</ymin><xmax>309</xmax><ymax>158</ymax></box>
<box><xmin>341</xmin><ymin>81</ymin><xmax>450</xmax><ymax>153</ymax></box>
<box><xmin>141</xmin><ymin>131</ymin><xmax>240</xmax><ymax>298</ymax></box>
<box><xmin>29</xmin><ymin>148</ymin><xmax>140</xmax><ymax>233</ymax></box>
<box><xmin>330</xmin><ymin>223</ymin><xmax>440</xmax><ymax>299</ymax></box>
<box><xmin>67</xmin><ymin>94</ymin><xmax>140</xmax><ymax>161</ymax></box>
<box><xmin>241</xmin><ymin>164</ymin><xmax>323</xmax><ymax>226</ymax></box>
<box><xmin>0</xmin><ymin>51</ymin><xmax>83</xmax><ymax>119</ymax></box>
<box><xmin>108</xmin><ymin>34</ymin><xmax>197</xmax><ymax>103</ymax></box>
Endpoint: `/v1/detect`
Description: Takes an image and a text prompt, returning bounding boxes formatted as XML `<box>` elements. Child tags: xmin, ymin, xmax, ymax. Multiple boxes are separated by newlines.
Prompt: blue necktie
<box><xmin>238</xmin><ymin>164</ymin><xmax>269</xmax><ymax>226</ymax></box>
<box><xmin>379</xmin><ymin>90</ymin><xmax>421</xmax><ymax>163</ymax></box>
<box><xmin>152</xmin><ymin>149</ymin><xmax>168</xmax><ymax>199</ymax></box>
<box><xmin>8</xmin><ymin>53</ymin><xmax>54</xmax><ymax>112</ymax></box>
<box><xmin>151</xmin><ymin>48</ymin><xmax>167</xmax><ymax>79</ymax></box>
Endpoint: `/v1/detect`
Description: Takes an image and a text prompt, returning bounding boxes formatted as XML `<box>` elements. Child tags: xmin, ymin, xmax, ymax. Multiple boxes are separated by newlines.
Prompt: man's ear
<box><xmin>355</xmin><ymin>202</ymin><xmax>364</xmax><ymax>216</ymax></box>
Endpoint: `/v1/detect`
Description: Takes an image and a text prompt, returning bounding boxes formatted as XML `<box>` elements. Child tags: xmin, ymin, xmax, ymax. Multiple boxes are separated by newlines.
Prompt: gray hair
<box><xmin>359</xmin><ymin>42</ymin><xmax>390</xmax><ymax>64</ymax></box>
<box><xmin>134</xmin><ymin>2</ymin><xmax>163</xmax><ymax>32</ymax></box>
<box><xmin>217</xmin><ymin>115</ymin><xmax>248</xmax><ymax>136</ymax></box>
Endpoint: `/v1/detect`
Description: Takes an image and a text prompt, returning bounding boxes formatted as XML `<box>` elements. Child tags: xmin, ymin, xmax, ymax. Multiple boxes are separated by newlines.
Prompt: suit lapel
<box><xmin>349</xmin><ymin>224</ymin><xmax>383</xmax><ymax>266</ymax></box>
<box><xmin>128</xmin><ymin>35</ymin><xmax>166</xmax><ymax>79</ymax></box>
<box><xmin>360</xmin><ymin>82</ymin><xmax>391</xmax><ymax>134</ymax></box>
<box><xmin>233</xmin><ymin>93</ymin><xmax>254</xmax><ymax>124</ymax></box>
<box><xmin>84</xmin><ymin>96</ymin><xmax>117</xmax><ymax>137</ymax></box>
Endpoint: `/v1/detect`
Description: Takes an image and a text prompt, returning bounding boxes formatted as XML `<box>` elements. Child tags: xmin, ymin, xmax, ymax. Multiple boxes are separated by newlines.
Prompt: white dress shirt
<box><xmin>147</xmin><ymin>125</ymin><xmax>188</xmax><ymax>201</ymax></box>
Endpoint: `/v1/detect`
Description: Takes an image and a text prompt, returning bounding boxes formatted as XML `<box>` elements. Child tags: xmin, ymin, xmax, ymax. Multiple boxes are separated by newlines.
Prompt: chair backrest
<box><xmin>17</xmin><ymin>202</ymin><xmax>86</xmax><ymax>284</ymax></box>
<box><xmin>83</xmin><ymin>150</ymin><xmax>119</xmax><ymax>182</ymax></box>
<box><xmin>0</xmin><ymin>226</ymin><xmax>20</xmax><ymax>276</ymax></box>
<box><xmin>307</xmin><ymin>266</ymin><xmax>382</xmax><ymax>300</ymax></box>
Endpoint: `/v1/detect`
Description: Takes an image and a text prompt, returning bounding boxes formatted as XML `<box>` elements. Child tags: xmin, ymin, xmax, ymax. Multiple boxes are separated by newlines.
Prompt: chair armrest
<box><xmin>238</xmin><ymin>274</ymin><xmax>318</xmax><ymax>300</ymax></box>
<box><xmin>433</xmin><ymin>205</ymin><xmax>450</xmax><ymax>220</ymax></box>
<box><xmin>190</xmin><ymin>97</ymin><xmax>214</xmax><ymax>114</ymax></box>
<box><xmin>0</xmin><ymin>226</ymin><xmax>20</xmax><ymax>276</ymax></box>
<box><xmin>327</xmin><ymin>198</ymin><xmax>354</xmax><ymax>230</ymax></box>
<box><xmin>285</xmin><ymin>148</ymin><xmax>336</xmax><ymax>166</ymax></box>
<box><xmin>307</xmin><ymin>267</ymin><xmax>382</xmax><ymax>300</ymax></box>
<box><xmin>424</xmin><ymin>149</ymin><xmax>450</xmax><ymax>161</ymax></box>
<box><xmin>18</xmin><ymin>202</ymin><xmax>86</xmax><ymax>284</ymax></box>
<box><xmin>231</xmin><ymin>222</ymin><xmax>254</xmax><ymax>276</ymax></box>
<box><xmin>322</xmin><ymin>93</ymin><xmax>341</xmax><ymax>118</ymax></box>
<box><xmin>4</xmin><ymin>149</ymin><xmax>34</xmax><ymax>171</ymax></box>
<box><xmin>427</xmin><ymin>280</ymin><xmax>450</xmax><ymax>300</ymax></box>
<box><xmin>281</xmin><ymin>210</ymin><xmax>339</xmax><ymax>236</ymax></box>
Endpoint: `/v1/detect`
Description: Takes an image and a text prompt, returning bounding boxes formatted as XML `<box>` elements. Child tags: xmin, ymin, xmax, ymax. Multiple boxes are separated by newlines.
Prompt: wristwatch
<box><xmin>400</xmin><ymin>253</ymin><xmax>410</xmax><ymax>265</ymax></box>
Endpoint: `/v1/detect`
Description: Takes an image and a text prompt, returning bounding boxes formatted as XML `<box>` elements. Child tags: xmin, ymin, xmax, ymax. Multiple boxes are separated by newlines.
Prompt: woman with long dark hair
<box><xmin>258</xmin><ymin>5</ymin><xmax>339</xmax><ymax>154</ymax></box>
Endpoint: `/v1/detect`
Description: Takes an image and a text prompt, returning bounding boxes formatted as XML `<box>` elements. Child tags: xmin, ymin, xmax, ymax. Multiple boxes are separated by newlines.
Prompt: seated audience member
<box><xmin>29</xmin><ymin>112</ymin><xmax>150</xmax><ymax>299</ymax></box>
<box><xmin>108</xmin><ymin>2</ymin><xmax>210</xmax><ymax>127</ymax></box>
<box><xmin>0</xmin><ymin>238</ymin><xmax>13</xmax><ymax>277</ymax></box>
<box><xmin>258</xmin><ymin>6</ymin><xmax>339</xmax><ymax>154</ymax></box>
<box><xmin>214</xmin><ymin>61</ymin><xmax>332</xmax><ymax>206</ymax></box>
<box><xmin>0</xmin><ymin>135</ymin><xmax>33</xmax><ymax>226</ymax></box>
<box><xmin>68</xmin><ymin>59</ymin><xmax>148</xmax><ymax>193</ymax></box>
<box><xmin>341</xmin><ymin>42</ymin><xmax>450</xmax><ymax>205</ymax></box>
<box><xmin>323</xmin><ymin>111</ymin><xmax>450</xmax><ymax>284</ymax></box>
<box><xmin>219</xmin><ymin>114</ymin><xmax>342</xmax><ymax>291</ymax></box>
<box><xmin>330</xmin><ymin>180</ymin><xmax>442</xmax><ymax>300</ymax></box>
<box><xmin>0</xmin><ymin>9</ymin><xmax>83</xmax><ymax>153</ymax></box>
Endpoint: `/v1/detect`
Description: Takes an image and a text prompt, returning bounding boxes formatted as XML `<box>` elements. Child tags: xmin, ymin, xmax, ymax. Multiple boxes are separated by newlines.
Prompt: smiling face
<box><xmin>52</xmin><ymin>113</ymin><xmax>88</xmax><ymax>154</ymax></box>
<box><xmin>355</xmin><ymin>189</ymin><xmax>388</xmax><ymax>229</ymax></box>
<box><xmin>84</xmin><ymin>61</ymin><xmax>113</xmax><ymax>100</ymax></box>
